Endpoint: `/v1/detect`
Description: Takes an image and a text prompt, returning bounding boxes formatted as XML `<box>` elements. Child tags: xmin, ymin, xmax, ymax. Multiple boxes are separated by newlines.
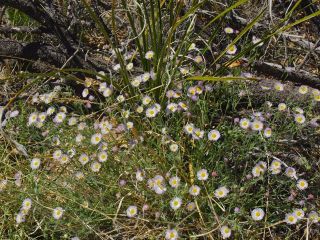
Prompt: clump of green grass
<box><xmin>1</xmin><ymin>0</ymin><xmax>320</xmax><ymax>239</ymax></box>
<box><xmin>1</xmin><ymin>78</ymin><xmax>320</xmax><ymax>239</ymax></box>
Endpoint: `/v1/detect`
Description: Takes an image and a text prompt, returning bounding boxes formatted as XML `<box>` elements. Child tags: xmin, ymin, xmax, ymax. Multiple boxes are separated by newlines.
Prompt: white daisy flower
<box><xmin>52</xmin><ymin>207</ymin><xmax>64</xmax><ymax>220</ymax></box>
<box><xmin>169</xmin><ymin>176</ymin><xmax>180</xmax><ymax>188</ymax></box>
<box><xmin>184</xmin><ymin>123</ymin><xmax>194</xmax><ymax>134</ymax></box>
<box><xmin>239</xmin><ymin>118</ymin><xmax>250</xmax><ymax>129</ymax></box>
<box><xmin>180</xmin><ymin>67</ymin><xmax>189</xmax><ymax>75</ymax></box>
<box><xmin>154</xmin><ymin>184</ymin><xmax>167</xmax><ymax>195</ymax></box>
<box><xmin>251</xmin><ymin>208</ymin><xmax>265</xmax><ymax>221</ymax></box>
<box><xmin>208</xmin><ymin>129</ymin><xmax>221</xmax><ymax>141</ymax></box>
<box><xmin>113</xmin><ymin>64</ymin><xmax>120</xmax><ymax>71</ymax></box>
<box><xmin>79</xmin><ymin>153</ymin><xmax>90</xmax><ymax>165</ymax></box>
<box><xmin>192</xmin><ymin>128</ymin><xmax>204</xmax><ymax>140</ymax></box>
<box><xmin>297</xmin><ymin>179</ymin><xmax>308</xmax><ymax>190</ymax></box>
<box><xmin>142</xmin><ymin>72</ymin><xmax>150</xmax><ymax>82</ymax></box>
<box><xmin>170</xmin><ymin>197</ymin><xmax>182</xmax><ymax>210</ymax></box>
<box><xmin>188</xmin><ymin>43</ymin><xmax>196</xmax><ymax>51</ymax></box>
<box><xmin>91</xmin><ymin>162</ymin><xmax>101</xmax><ymax>172</ymax></box>
<box><xmin>194</xmin><ymin>55</ymin><xmax>203</xmax><ymax>64</ymax></box>
<box><xmin>30</xmin><ymin>158</ymin><xmax>41</xmax><ymax>170</ymax></box>
<box><xmin>274</xmin><ymin>82</ymin><xmax>284</xmax><ymax>91</ymax></box>
<box><xmin>295</xmin><ymin>114</ymin><xmax>306</xmax><ymax>124</ymax></box>
<box><xmin>252</xmin><ymin>161</ymin><xmax>267</xmax><ymax>177</ymax></box>
<box><xmin>270</xmin><ymin>160</ymin><xmax>281</xmax><ymax>172</ymax></box>
<box><xmin>314</xmin><ymin>93</ymin><xmax>320</xmax><ymax>102</ymax></box>
<box><xmin>98</xmin><ymin>82</ymin><xmax>107</xmax><ymax>92</ymax></box>
<box><xmin>298</xmin><ymin>85</ymin><xmax>308</xmax><ymax>94</ymax></box>
<box><xmin>214</xmin><ymin>186</ymin><xmax>229</xmax><ymax>199</ymax></box>
<box><xmin>278</xmin><ymin>103</ymin><xmax>287</xmax><ymax>111</ymax></box>
<box><xmin>220</xmin><ymin>225</ymin><xmax>232</xmax><ymax>239</ymax></box>
<box><xmin>91</xmin><ymin>133</ymin><xmax>102</xmax><ymax>145</ymax></box>
<box><xmin>126</xmin><ymin>63</ymin><xmax>133</xmax><ymax>71</ymax></box>
<box><xmin>53</xmin><ymin>150</ymin><xmax>62</xmax><ymax>160</ymax></box>
<box><xmin>131</xmin><ymin>77</ymin><xmax>141</xmax><ymax>87</ymax></box>
<box><xmin>169</xmin><ymin>143</ymin><xmax>179</xmax><ymax>152</ymax></box>
<box><xmin>38</xmin><ymin>112</ymin><xmax>47</xmax><ymax>123</ymax></box>
<box><xmin>195</xmin><ymin>86</ymin><xmax>203</xmax><ymax>95</ymax></box>
<box><xmin>167</xmin><ymin>103</ymin><xmax>178</xmax><ymax>113</ymax></box>
<box><xmin>308</xmin><ymin>211</ymin><xmax>319</xmax><ymax>223</ymax></box>
<box><xmin>189</xmin><ymin>185</ymin><xmax>201</xmax><ymax>196</ymax></box>
<box><xmin>145</xmin><ymin>50</ymin><xmax>154</xmax><ymax>60</ymax></box>
<box><xmin>252</xmin><ymin>165</ymin><xmax>263</xmax><ymax>177</ymax></box>
<box><xmin>53</xmin><ymin>112</ymin><xmax>66</xmax><ymax>123</ymax></box>
<box><xmin>28</xmin><ymin>112</ymin><xmax>38</xmax><ymax>126</ymax></box>
<box><xmin>285</xmin><ymin>213</ymin><xmax>297</xmax><ymax>225</ymax></box>
<box><xmin>186</xmin><ymin>202</ymin><xmax>196</xmax><ymax>211</ymax></box>
<box><xmin>153</xmin><ymin>175</ymin><xmax>164</xmax><ymax>186</ymax></box>
<box><xmin>82</xmin><ymin>88</ymin><xmax>89</xmax><ymax>98</ymax></box>
<box><xmin>97</xmin><ymin>151</ymin><xmax>108</xmax><ymax>162</ymax></box>
<box><xmin>251</xmin><ymin>120</ymin><xmax>263</xmax><ymax>131</ymax></box>
<box><xmin>59</xmin><ymin>154</ymin><xmax>70</xmax><ymax>164</ymax></box>
<box><xmin>22</xmin><ymin>198</ymin><xmax>32</xmax><ymax>211</ymax></box>
<box><xmin>178</xmin><ymin>102</ymin><xmax>188</xmax><ymax>111</ymax></box>
<box><xmin>264</xmin><ymin>128</ymin><xmax>272</xmax><ymax>138</ymax></box>
<box><xmin>285</xmin><ymin>167</ymin><xmax>297</xmax><ymax>179</ymax></box>
<box><xmin>46</xmin><ymin>107</ymin><xmax>55</xmax><ymax>116</ymax></box>
<box><xmin>136</xmin><ymin>106</ymin><xmax>144</xmax><ymax>113</ymax></box>
<box><xmin>146</xmin><ymin>107</ymin><xmax>157</xmax><ymax>118</ymax></box>
<box><xmin>224</xmin><ymin>27</ymin><xmax>234</xmax><ymax>34</ymax></box>
<box><xmin>227</xmin><ymin>45</ymin><xmax>237</xmax><ymax>55</ymax></box>
<box><xmin>103</xmin><ymin>88</ymin><xmax>113</xmax><ymax>97</ymax></box>
<box><xmin>165</xmin><ymin>229</ymin><xmax>178</xmax><ymax>240</ymax></box>
<box><xmin>68</xmin><ymin>117</ymin><xmax>77</xmax><ymax>126</ymax></box>
<box><xmin>142</xmin><ymin>96</ymin><xmax>152</xmax><ymax>105</ymax></box>
<box><xmin>293</xmin><ymin>209</ymin><xmax>305</xmax><ymax>219</ymax></box>
<box><xmin>126</xmin><ymin>205</ymin><xmax>137</xmax><ymax>218</ymax></box>
<box><xmin>197</xmin><ymin>169</ymin><xmax>209</xmax><ymax>181</ymax></box>
<box><xmin>59</xmin><ymin>106</ymin><xmax>67</xmax><ymax>113</ymax></box>
<box><xmin>117</xmin><ymin>95</ymin><xmax>125</xmax><ymax>103</ymax></box>
<box><xmin>121</xmin><ymin>110</ymin><xmax>130</xmax><ymax>119</ymax></box>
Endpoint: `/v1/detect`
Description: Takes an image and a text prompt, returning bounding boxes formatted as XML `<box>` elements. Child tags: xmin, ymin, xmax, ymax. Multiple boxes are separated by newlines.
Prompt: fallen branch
<box><xmin>250</xmin><ymin>60</ymin><xmax>320</xmax><ymax>89</ymax></box>
<box><xmin>0</xmin><ymin>39</ymin><xmax>68</xmax><ymax>69</ymax></box>
<box><xmin>0</xmin><ymin>26</ymin><xmax>44</xmax><ymax>34</ymax></box>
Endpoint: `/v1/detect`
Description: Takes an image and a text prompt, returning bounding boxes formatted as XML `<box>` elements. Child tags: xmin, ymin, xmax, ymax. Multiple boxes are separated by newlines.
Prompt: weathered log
<box><xmin>251</xmin><ymin>61</ymin><xmax>320</xmax><ymax>89</ymax></box>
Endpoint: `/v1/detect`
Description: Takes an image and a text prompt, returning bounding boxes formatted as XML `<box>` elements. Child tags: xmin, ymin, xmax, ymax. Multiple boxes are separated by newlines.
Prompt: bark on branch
<box><xmin>0</xmin><ymin>39</ymin><xmax>67</xmax><ymax>67</ymax></box>
<box><xmin>251</xmin><ymin>61</ymin><xmax>320</xmax><ymax>89</ymax></box>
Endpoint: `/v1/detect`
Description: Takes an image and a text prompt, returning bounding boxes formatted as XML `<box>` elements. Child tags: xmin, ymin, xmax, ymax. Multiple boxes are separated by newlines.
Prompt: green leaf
<box><xmin>210</xmin><ymin>7</ymin><xmax>266</xmax><ymax>67</ymax></box>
